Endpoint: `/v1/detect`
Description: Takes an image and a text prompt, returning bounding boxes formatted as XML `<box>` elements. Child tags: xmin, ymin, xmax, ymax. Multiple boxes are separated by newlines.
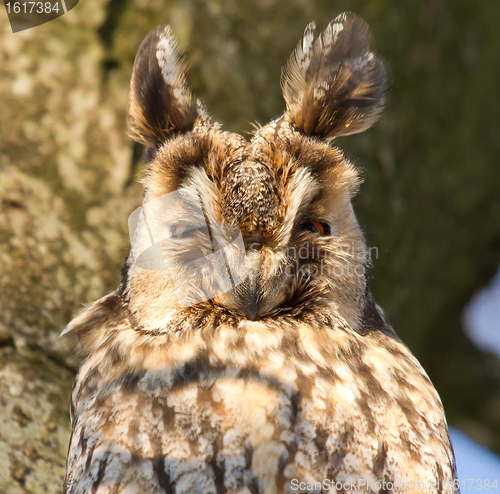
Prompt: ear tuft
<box><xmin>281</xmin><ymin>13</ymin><xmax>388</xmax><ymax>139</ymax></box>
<box><xmin>127</xmin><ymin>26</ymin><xmax>200</xmax><ymax>148</ymax></box>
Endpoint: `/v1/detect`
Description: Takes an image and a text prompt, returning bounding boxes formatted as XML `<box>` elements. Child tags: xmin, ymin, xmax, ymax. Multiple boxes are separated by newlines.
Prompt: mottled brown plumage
<box><xmin>63</xmin><ymin>14</ymin><xmax>459</xmax><ymax>494</ymax></box>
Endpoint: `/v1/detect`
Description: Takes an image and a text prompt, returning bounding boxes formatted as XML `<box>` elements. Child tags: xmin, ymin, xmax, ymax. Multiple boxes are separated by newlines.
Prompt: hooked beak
<box><xmin>246</xmin><ymin>269</ymin><xmax>260</xmax><ymax>320</ymax></box>
<box><xmin>226</xmin><ymin>236</ymin><xmax>291</xmax><ymax>320</ymax></box>
<box><xmin>243</xmin><ymin>245</ymin><xmax>263</xmax><ymax>320</ymax></box>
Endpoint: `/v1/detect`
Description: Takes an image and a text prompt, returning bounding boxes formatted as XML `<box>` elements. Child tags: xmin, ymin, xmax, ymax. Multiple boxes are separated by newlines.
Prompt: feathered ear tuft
<box><xmin>281</xmin><ymin>13</ymin><xmax>388</xmax><ymax>139</ymax></box>
<box><xmin>127</xmin><ymin>26</ymin><xmax>200</xmax><ymax>148</ymax></box>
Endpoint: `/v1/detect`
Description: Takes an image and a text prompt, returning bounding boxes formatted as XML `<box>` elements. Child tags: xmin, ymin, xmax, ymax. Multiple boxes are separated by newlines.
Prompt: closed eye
<box><xmin>300</xmin><ymin>221</ymin><xmax>331</xmax><ymax>236</ymax></box>
<box><xmin>168</xmin><ymin>224</ymin><xmax>208</xmax><ymax>239</ymax></box>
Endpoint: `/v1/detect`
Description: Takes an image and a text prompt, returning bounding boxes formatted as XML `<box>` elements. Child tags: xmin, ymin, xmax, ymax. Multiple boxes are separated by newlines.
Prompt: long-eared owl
<box><xmin>62</xmin><ymin>13</ymin><xmax>459</xmax><ymax>494</ymax></box>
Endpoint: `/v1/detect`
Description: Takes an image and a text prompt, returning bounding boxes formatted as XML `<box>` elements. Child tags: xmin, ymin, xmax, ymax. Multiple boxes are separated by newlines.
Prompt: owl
<box><xmin>62</xmin><ymin>13</ymin><xmax>459</xmax><ymax>494</ymax></box>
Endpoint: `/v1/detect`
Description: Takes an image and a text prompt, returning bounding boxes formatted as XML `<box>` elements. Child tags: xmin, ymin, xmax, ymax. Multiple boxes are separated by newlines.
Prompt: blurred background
<box><xmin>0</xmin><ymin>0</ymin><xmax>499</xmax><ymax>492</ymax></box>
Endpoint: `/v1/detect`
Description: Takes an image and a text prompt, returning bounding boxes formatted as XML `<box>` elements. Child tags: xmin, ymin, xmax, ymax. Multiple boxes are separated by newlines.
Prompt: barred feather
<box><xmin>281</xmin><ymin>12</ymin><xmax>388</xmax><ymax>138</ymax></box>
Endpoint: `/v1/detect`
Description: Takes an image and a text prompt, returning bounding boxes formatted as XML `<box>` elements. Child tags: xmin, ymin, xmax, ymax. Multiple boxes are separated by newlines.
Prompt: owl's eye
<box><xmin>301</xmin><ymin>222</ymin><xmax>331</xmax><ymax>236</ymax></box>
<box><xmin>169</xmin><ymin>224</ymin><xmax>198</xmax><ymax>239</ymax></box>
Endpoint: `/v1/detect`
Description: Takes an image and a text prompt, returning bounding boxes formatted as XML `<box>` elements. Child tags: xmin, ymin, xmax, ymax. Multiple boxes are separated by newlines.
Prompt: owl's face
<box><xmin>122</xmin><ymin>16</ymin><xmax>387</xmax><ymax>333</ymax></box>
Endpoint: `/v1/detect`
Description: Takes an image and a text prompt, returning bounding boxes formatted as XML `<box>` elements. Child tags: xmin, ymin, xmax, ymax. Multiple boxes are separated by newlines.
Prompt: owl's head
<box><xmin>121</xmin><ymin>13</ymin><xmax>387</xmax><ymax>332</ymax></box>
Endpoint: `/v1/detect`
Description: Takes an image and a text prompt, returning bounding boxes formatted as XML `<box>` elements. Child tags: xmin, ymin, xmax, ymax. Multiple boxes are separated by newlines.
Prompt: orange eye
<box><xmin>302</xmin><ymin>222</ymin><xmax>331</xmax><ymax>236</ymax></box>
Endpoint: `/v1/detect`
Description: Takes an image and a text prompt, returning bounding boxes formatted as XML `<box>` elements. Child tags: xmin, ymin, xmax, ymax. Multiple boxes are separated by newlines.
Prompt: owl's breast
<box><xmin>65</xmin><ymin>320</ymin><xmax>457</xmax><ymax>494</ymax></box>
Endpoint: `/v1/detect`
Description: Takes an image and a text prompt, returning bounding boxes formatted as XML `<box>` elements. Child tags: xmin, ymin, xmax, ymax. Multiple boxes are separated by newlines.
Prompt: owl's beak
<box><xmin>246</xmin><ymin>270</ymin><xmax>260</xmax><ymax>320</ymax></box>
<box><xmin>236</xmin><ymin>238</ymin><xmax>289</xmax><ymax>320</ymax></box>
<box><xmin>242</xmin><ymin>246</ymin><xmax>263</xmax><ymax>320</ymax></box>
